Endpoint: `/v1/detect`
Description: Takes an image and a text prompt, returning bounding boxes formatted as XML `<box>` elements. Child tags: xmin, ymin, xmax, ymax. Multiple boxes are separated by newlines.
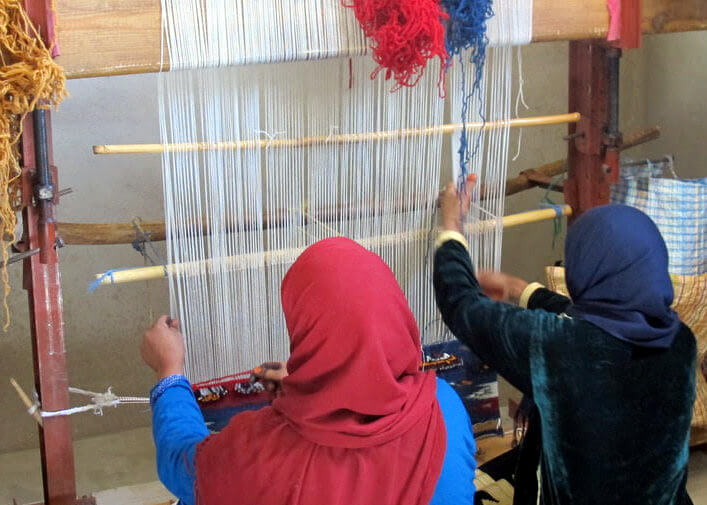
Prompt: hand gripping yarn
<box><xmin>441</xmin><ymin>0</ymin><xmax>494</xmax><ymax>183</ymax></box>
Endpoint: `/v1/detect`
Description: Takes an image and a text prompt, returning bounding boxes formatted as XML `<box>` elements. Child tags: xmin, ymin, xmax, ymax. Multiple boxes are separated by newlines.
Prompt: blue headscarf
<box><xmin>565</xmin><ymin>205</ymin><xmax>681</xmax><ymax>348</ymax></box>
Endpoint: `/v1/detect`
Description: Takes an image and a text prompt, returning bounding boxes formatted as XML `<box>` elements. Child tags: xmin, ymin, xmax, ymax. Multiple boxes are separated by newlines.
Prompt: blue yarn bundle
<box><xmin>441</xmin><ymin>0</ymin><xmax>494</xmax><ymax>185</ymax></box>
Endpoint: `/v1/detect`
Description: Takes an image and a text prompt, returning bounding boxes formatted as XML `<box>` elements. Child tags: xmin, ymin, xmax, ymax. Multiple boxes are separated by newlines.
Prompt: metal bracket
<box><xmin>2</xmin><ymin>248</ymin><xmax>40</xmax><ymax>268</ymax></box>
<box><xmin>20</xmin><ymin>166</ymin><xmax>60</xmax><ymax>207</ymax></box>
<box><xmin>573</xmin><ymin>116</ymin><xmax>602</xmax><ymax>156</ymax></box>
<box><xmin>35</xmin><ymin>183</ymin><xmax>54</xmax><ymax>201</ymax></box>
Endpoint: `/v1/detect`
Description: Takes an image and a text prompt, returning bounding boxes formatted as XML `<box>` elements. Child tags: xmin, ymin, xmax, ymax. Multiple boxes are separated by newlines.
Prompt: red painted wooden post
<box><xmin>566</xmin><ymin>0</ymin><xmax>642</xmax><ymax>220</ymax></box>
<box><xmin>20</xmin><ymin>1</ymin><xmax>77</xmax><ymax>504</ymax></box>
<box><xmin>21</xmin><ymin>109</ymin><xmax>77</xmax><ymax>505</ymax></box>
<box><xmin>564</xmin><ymin>41</ymin><xmax>614</xmax><ymax>220</ymax></box>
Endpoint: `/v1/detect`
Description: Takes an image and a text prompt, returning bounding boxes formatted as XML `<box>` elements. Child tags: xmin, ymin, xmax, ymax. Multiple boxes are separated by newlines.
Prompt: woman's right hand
<box><xmin>439</xmin><ymin>174</ymin><xmax>477</xmax><ymax>233</ymax></box>
<box><xmin>477</xmin><ymin>271</ymin><xmax>529</xmax><ymax>305</ymax></box>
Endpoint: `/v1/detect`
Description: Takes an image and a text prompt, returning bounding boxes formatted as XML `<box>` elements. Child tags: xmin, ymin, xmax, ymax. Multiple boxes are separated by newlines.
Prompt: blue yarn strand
<box><xmin>441</xmin><ymin>0</ymin><xmax>494</xmax><ymax>187</ymax></box>
<box><xmin>539</xmin><ymin>174</ymin><xmax>566</xmax><ymax>249</ymax></box>
<box><xmin>539</xmin><ymin>203</ymin><xmax>565</xmax><ymax>219</ymax></box>
<box><xmin>89</xmin><ymin>268</ymin><xmax>123</xmax><ymax>293</ymax></box>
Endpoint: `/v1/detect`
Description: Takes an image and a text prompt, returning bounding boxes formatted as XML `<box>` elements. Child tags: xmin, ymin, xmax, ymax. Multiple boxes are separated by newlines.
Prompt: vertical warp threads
<box><xmin>155</xmin><ymin>0</ymin><xmax>533</xmax><ymax>380</ymax></box>
<box><xmin>342</xmin><ymin>0</ymin><xmax>449</xmax><ymax>91</ymax></box>
<box><xmin>159</xmin><ymin>1</ymin><xmax>446</xmax><ymax>381</ymax></box>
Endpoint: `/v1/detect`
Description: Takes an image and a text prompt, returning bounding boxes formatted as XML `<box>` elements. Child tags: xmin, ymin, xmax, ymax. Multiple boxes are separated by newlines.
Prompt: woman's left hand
<box><xmin>477</xmin><ymin>270</ymin><xmax>529</xmax><ymax>304</ymax></box>
<box><xmin>141</xmin><ymin>315</ymin><xmax>185</xmax><ymax>379</ymax></box>
<box><xmin>252</xmin><ymin>361</ymin><xmax>288</xmax><ymax>395</ymax></box>
<box><xmin>439</xmin><ymin>174</ymin><xmax>477</xmax><ymax>233</ymax></box>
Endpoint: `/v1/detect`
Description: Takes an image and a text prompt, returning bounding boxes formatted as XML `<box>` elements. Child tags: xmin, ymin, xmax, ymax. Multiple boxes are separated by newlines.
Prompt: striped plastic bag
<box><xmin>610</xmin><ymin>161</ymin><xmax>707</xmax><ymax>442</ymax></box>
<box><xmin>610</xmin><ymin>160</ymin><xmax>706</xmax><ymax>276</ymax></box>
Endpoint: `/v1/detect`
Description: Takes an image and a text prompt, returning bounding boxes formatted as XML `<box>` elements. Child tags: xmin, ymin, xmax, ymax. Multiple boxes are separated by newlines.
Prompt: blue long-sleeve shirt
<box><xmin>151</xmin><ymin>376</ymin><xmax>476</xmax><ymax>505</ymax></box>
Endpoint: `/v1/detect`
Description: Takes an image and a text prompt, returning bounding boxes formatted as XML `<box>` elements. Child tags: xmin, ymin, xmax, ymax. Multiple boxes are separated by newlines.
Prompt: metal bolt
<box><xmin>563</xmin><ymin>132</ymin><xmax>585</xmax><ymax>142</ymax></box>
<box><xmin>36</xmin><ymin>185</ymin><xmax>54</xmax><ymax>200</ymax></box>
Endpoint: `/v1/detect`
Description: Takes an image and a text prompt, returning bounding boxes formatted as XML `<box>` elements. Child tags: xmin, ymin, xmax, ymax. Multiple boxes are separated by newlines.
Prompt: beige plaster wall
<box><xmin>629</xmin><ymin>31</ymin><xmax>707</xmax><ymax>179</ymax></box>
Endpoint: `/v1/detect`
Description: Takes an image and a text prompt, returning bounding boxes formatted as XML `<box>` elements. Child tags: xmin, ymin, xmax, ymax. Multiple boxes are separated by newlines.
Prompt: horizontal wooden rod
<box><xmin>505</xmin><ymin>125</ymin><xmax>660</xmax><ymax>195</ymax></box>
<box><xmin>61</xmin><ymin>125</ymin><xmax>658</xmax><ymax>246</ymax></box>
<box><xmin>62</xmin><ymin>198</ymin><xmax>433</xmax><ymax>246</ymax></box>
<box><xmin>620</xmin><ymin>126</ymin><xmax>661</xmax><ymax>150</ymax></box>
<box><xmin>92</xmin><ymin>205</ymin><xmax>571</xmax><ymax>286</ymax></box>
<box><xmin>92</xmin><ymin>113</ymin><xmax>581</xmax><ymax>155</ymax></box>
<box><xmin>56</xmin><ymin>167</ymin><xmax>560</xmax><ymax>246</ymax></box>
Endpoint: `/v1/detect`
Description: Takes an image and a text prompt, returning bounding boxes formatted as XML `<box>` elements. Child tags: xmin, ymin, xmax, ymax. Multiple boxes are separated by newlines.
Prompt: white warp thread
<box><xmin>487</xmin><ymin>0</ymin><xmax>534</xmax><ymax>46</ymax></box>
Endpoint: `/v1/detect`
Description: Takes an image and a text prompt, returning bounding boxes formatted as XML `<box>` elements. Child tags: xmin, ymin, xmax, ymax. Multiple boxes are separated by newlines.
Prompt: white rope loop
<box><xmin>27</xmin><ymin>387</ymin><xmax>149</xmax><ymax>420</ymax></box>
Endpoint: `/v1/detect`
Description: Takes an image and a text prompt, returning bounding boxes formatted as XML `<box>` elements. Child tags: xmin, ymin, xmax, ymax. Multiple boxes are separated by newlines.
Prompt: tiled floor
<box><xmin>1</xmin><ymin>426</ymin><xmax>705</xmax><ymax>504</ymax></box>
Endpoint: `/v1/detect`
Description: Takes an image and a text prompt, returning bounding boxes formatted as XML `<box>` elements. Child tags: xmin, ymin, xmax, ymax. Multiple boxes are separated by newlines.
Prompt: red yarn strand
<box><xmin>343</xmin><ymin>0</ymin><xmax>449</xmax><ymax>91</ymax></box>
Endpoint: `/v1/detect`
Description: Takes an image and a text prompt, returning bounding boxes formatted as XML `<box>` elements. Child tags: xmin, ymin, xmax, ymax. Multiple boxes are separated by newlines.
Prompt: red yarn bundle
<box><xmin>343</xmin><ymin>0</ymin><xmax>449</xmax><ymax>90</ymax></box>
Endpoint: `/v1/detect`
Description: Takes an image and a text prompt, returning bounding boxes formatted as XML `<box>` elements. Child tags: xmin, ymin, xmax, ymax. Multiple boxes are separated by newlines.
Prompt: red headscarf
<box><xmin>195</xmin><ymin>237</ymin><xmax>445</xmax><ymax>505</ymax></box>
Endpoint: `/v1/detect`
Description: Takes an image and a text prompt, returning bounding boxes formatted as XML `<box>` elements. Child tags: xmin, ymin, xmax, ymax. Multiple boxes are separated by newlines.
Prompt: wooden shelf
<box><xmin>53</xmin><ymin>0</ymin><xmax>707</xmax><ymax>79</ymax></box>
<box><xmin>476</xmin><ymin>434</ymin><xmax>515</xmax><ymax>465</ymax></box>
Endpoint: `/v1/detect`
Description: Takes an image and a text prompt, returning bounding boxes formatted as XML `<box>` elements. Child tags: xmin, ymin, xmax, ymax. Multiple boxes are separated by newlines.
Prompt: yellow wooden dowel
<box><xmin>93</xmin><ymin>113</ymin><xmax>580</xmax><ymax>155</ymax></box>
<box><xmin>10</xmin><ymin>378</ymin><xmax>43</xmax><ymax>426</ymax></box>
<box><xmin>93</xmin><ymin>205</ymin><xmax>571</xmax><ymax>286</ymax></box>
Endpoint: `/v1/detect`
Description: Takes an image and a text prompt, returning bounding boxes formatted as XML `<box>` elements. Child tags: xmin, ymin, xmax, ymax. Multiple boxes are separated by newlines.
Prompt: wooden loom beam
<box><xmin>92</xmin><ymin>205</ymin><xmax>573</xmax><ymax>286</ymax></box>
<box><xmin>59</xmin><ymin>175</ymin><xmax>565</xmax><ymax>247</ymax></box>
<box><xmin>53</xmin><ymin>0</ymin><xmax>707</xmax><ymax>79</ymax></box>
<box><xmin>58</xmin><ymin>191</ymin><xmax>537</xmax><ymax>246</ymax></box>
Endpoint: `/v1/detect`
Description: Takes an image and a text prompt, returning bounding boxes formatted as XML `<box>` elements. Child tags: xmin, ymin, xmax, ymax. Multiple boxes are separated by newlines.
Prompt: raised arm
<box><xmin>142</xmin><ymin>317</ymin><xmax>209</xmax><ymax>505</ymax></box>
<box><xmin>434</xmin><ymin>177</ymin><xmax>565</xmax><ymax>395</ymax></box>
<box><xmin>434</xmin><ymin>237</ymin><xmax>536</xmax><ymax>394</ymax></box>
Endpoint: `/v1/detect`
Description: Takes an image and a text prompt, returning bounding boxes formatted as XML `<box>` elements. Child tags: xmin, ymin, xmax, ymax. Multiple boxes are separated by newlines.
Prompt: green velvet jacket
<box><xmin>434</xmin><ymin>239</ymin><xmax>696</xmax><ymax>505</ymax></box>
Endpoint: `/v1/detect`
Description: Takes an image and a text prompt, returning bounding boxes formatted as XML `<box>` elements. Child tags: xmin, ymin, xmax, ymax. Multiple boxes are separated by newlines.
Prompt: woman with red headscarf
<box><xmin>141</xmin><ymin>237</ymin><xmax>476</xmax><ymax>505</ymax></box>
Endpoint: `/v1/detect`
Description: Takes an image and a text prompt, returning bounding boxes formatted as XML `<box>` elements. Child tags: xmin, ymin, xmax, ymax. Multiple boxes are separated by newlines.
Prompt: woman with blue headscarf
<box><xmin>434</xmin><ymin>175</ymin><xmax>696</xmax><ymax>505</ymax></box>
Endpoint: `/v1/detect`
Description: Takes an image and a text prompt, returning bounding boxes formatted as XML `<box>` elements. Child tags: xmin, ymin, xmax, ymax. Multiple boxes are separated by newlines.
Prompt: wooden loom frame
<box><xmin>15</xmin><ymin>1</ymin><xmax>707</xmax><ymax>504</ymax></box>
